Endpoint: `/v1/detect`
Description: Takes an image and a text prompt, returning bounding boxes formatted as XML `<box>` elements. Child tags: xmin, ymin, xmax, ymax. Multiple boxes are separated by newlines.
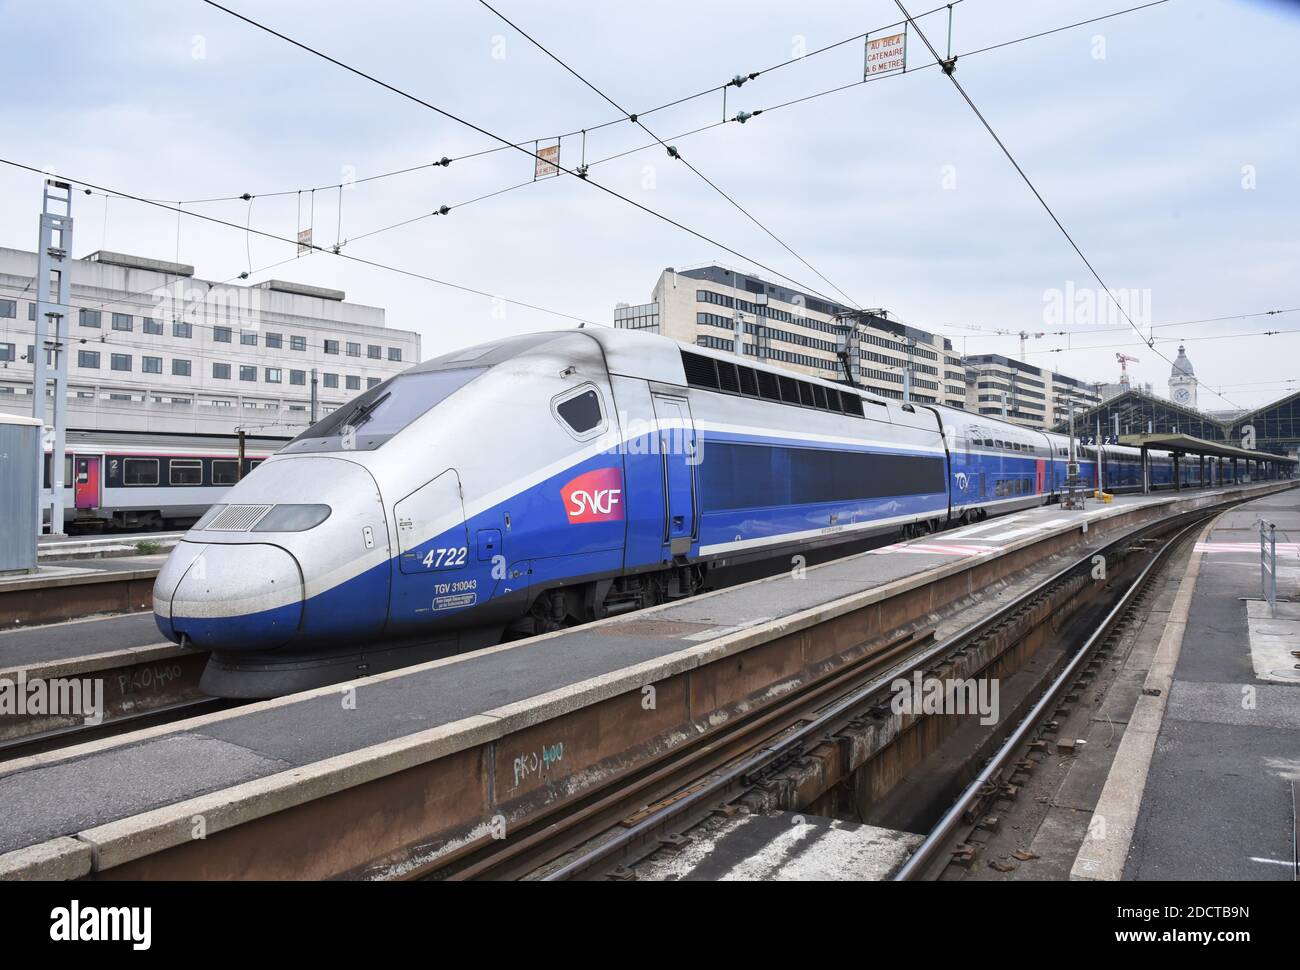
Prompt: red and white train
<box><xmin>44</xmin><ymin>430</ymin><xmax>284</xmax><ymax>531</ymax></box>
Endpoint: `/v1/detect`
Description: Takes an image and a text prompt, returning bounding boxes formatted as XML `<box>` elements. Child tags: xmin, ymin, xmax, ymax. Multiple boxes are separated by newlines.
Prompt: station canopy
<box><xmin>1118</xmin><ymin>432</ymin><xmax>1298</xmax><ymax>465</ymax></box>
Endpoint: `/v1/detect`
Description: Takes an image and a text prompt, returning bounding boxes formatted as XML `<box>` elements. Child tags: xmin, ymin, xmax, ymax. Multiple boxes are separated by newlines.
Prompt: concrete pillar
<box><xmin>1141</xmin><ymin>445</ymin><xmax>1150</xmax><ymax>495</ymax></box>
<box><xmin>1174</xmin><ymin>452</ymin><xmax>1181</xmax><ymax>491</ymax></box>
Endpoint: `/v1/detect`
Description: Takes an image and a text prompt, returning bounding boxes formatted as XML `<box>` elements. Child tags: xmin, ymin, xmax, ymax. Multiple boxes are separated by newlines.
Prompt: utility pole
<box><xmin>310</xmin><ymin>368</ymin><xmax>319</xmax><ymax>423</ymax></box>
<box><xmin>902</xmin><ymin>337</ymin><xmax>913</xmax><ymax>403</ymax></box>
<box><xmin>1061</xmin><ymin>400</ymin><xmax>1085</xmax><ymax>509</ymax></box>
<box><xmin>32</xmin><ymin>180</ymin><xmax>74</xmax><ymax>535</ymax></box>
<box><xmin>732</xmin><ymin>309</ymin><xmax>746</xmax><ymax>358</ymax></box>
<box><xmin>834</xmin><ymin>317</ymin><xmax>861</xmax><ymax>388</ymax></box>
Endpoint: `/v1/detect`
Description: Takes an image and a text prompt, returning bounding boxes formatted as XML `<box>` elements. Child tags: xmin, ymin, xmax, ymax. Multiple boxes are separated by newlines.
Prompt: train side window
<box><xmin>169</xmin><ymin>459</ymin><xmax>203</xmax><ymax>486</ymax></box>
<box><xmin>552</xmin><ymin>385</ymin><xmax>606</xmax><ymax>440</ymax></box>
<box><xmin>212</xmin><ymin>460</ymin><xmax>240</xmax><ymax>485</ymax></box>
<box><xmin>123</xmin><ymin>458</ymin><xmax>159</xmax><ymax>486</ymax></box>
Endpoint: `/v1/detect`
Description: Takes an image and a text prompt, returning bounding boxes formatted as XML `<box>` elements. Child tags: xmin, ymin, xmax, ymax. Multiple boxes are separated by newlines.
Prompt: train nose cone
<box><xmin>154</xmin><ymin>540</ymin><xmax>304</xmax><ymax>651</ymax></box>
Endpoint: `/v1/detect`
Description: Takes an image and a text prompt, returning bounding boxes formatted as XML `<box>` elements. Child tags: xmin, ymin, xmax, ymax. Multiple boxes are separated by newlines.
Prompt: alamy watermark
<box><xmin>1043</xmin><ymin>282</ymin><xmax>1151</xmax><ymax>329</ymax></box>
<box><xmin>891</xmin><ymin>671</ymin><xmax>999</xmax><ymax>726</ymax></box>
<box><xmin>0</xmin><ymin>671</ymin><xmax>103</xmax><ymax>725</ymax></box>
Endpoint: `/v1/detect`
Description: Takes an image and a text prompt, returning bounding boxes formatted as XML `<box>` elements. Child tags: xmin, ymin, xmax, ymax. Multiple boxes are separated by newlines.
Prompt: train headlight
<box><xmin>251</xmin><ymin>504</ymin><xmax>332</xmax><ymax>533</ymax></box>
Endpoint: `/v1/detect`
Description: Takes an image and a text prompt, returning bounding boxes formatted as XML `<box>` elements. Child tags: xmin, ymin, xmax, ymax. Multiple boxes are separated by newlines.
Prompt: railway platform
<box><xmin>0</xmin><ymin>479</ymin><xmax>1291</xmax><ymax>880</ymax></box>
<box><xmin>1073</xmin><ymin>486</ymin><xmax>1300</xmax><ymax>881</ymax></box>
<box><xmin>0</xmin><ymin>551</ymin><xmax>165</xmax><ymax>630</ymax></box>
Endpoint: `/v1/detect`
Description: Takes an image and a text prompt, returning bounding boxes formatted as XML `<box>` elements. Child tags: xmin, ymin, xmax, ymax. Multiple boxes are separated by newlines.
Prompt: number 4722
<box><xmin>423</xmin><ymin>546</ymin><xmax>467</xmax><ymax>569</ymax></box>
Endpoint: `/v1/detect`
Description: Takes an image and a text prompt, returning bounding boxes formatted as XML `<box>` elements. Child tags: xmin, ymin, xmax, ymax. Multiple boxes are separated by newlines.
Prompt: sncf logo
<box><xmin>562</xmin><ymin>467</ymin><xmax>624</xmax><ymax>523</ymax></box>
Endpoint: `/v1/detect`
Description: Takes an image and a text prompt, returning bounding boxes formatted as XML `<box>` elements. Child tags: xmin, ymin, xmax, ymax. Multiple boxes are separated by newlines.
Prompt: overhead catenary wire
<box><xmin>160</xmin><ymin>2</ymin><xmax>961</xmax><ymax>209</ymax></box>
<box><xmin>0</xmin><ymin>156</ymin><xmax>605</xmax><ymax>329</ymax></box>
<box><xmin>890</xmin><ymin>0</ymin><xmax>1238</xmax><ymax>410</ymax></box>
<box><xmin>199</xmin><ymin>0</ymin><xmax>851</xmax><ymax>307</ymax></box>
<box><xmin>476</xmin><ymin>0</ymin><xmax>864</xmax><ymax>311</ymax></box>
<box><xmin>63</xmin><ymin>1</ymin><xmax>1167</xmax><ymax>281</ymax></box>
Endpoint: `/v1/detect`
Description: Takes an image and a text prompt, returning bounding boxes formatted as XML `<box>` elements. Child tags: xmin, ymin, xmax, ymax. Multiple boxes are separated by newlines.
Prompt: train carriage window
<box><xmin>123</xmin><ymin>458</ymin><xmax>159</xmax><ymax>486</ymax></box>
<box><xmin>680</xmin><ymin>351</ymin><xmax>720</xmax><ymax>389</ymax></box>
<box><xmin>552</xmin><ymin>385</ymin><xmax>606</xmax><ymax>439</ymax></box>
<box><xmin>778</xmin><ymin>375</ymin><xmax>800</xmax><ymax>404</ymax></box>
<box><xmin>756</xmin><ymin>370</ymin><xmax>781</xmax><ymax>402</ymax></box>
<box><xmin>169</xmin><ymin>460</ymin><xmax>203</xmax><ymax>486</ymax></box>
<box><xmin>716</xmin><ymin>360</ymin><xmax>741</xmax><ymax>394</ymax></box>
<box><xmin>738</xmin><ymin>366</ymin><xmax>759</xmax><ymax>397</ymax></box>
<box><xmin>212</xmin><ymin>460</ymin><xmax>240</xmax><ymax>485</ymax></box>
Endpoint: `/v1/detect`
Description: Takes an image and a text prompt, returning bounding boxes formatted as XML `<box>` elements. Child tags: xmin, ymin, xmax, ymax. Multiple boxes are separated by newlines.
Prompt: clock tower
<box><xmin>1169</xmin><ymin>344</ymin><xmax>1196</xmax><ymax>409</ymax></box>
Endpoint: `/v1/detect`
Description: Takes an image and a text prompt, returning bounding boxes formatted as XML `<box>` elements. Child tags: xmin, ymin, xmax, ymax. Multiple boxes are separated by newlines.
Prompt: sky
<box><xmin>0</xmin><ymin>0</ymin><xmax>1296</xmax><ymax>412</ymax></box>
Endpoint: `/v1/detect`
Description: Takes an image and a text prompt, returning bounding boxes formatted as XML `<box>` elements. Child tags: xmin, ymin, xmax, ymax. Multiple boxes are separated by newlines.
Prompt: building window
<box><xmin>239</xmin><ymin>365</ymin><xmax>256</xmax><ymax>382</ymax></box>
<box><xmin>111</xmin><ymin>353</ymin><xmax>132</xmax><ymax>372</ymax></box>
<box><xmin>169</xmin><ymin>459</ymin><xmax>203</xmax><ymax>486</ymax></box>
<box><xmin>240</xmin><ymin>330</ymin><xmax>258</xmax><ymax>346</ymax></box>
<box><xmin>172</xmin><ymin>359</ymin><xmax>191</xmax><ymax>377</ymax></box>
<box><xmin>265</xmin><ymin>332</ymin><xmax>283</xmax><ymax>349</ymax></box>
<box><xmin>80</xmin><ymin>309</ymin><xmax>102</xmax><ymax>328</ymax></box>
<box><xmin>366</xmin><ymin>377</ymin><xmax>380</xmax><ymax>389</ymax></box>
<box><xmin>123</xmin><ymin>458</ymin><xmax>159</xmax><ymax>486</ymax></box>
<box><xmin>346</xmin><ymin>342</ymin><xmax>361</xmax><ymax>357</ymax></box>
<box><xmin>323</xmin><ymin>373</ymin><xmax>338</xmax><ymax>388</ymax></box>
<box><xmin>28</xmin><ymin>303</ymin><xmax>36</xmax><ymax>321</ymax></box>
<box><xmin>112</xmin><ymin>313</ymin><xmax>133</xmax><ymax>331</ymax></box>
<box><xmin>0</xmin><ymin>300</ymin><xmax>15</xmax><ymax>318</ymax></box>
<box><xmin>78</xmin><ymin>350</ymin><xmax>100</xmax><ymax>368</ymax></box>
<box><xmin>143</xmin><ymin>317</ymin><xmax>164</xmax><ymax>335</ymax></box>
<box><xmin>324</xmin><ymin>339</ymin><xmax>340</xmax><ymax>355</ymax></box>
<box><xmin>388</xmin><ymin>347</ymin><xmax>402</xmax><ymax>362</ymax></box>
<box><xmin>213</xmin><ymin>362</ymin><xmax>231</xmax><ymax>380</ymax></box>
<box><xmin>173</xmin><ymin>320</ymin><xmax>193</xmax><ymax>338</ymax></box>
<box><xmin>214</xmin><ymin>326</ymin><xmax>232</xmax><ymax>343</ymax></box>
<box><xmin>290</xmin><ymin>335</ymin><xmax>307</xmax><ymax>352</ymax></box>
<box><xmin>0</xmin><ymin>343</ymin><xmax>13</xmax><ymax>362</ymax></box>
<box><xmin>142</xmin><ymin>356</ymin><xmax>163</xmax><ymax>374</ymax></box>
<box><xmin>290</xmin><ymin>370</ymin><xmax>306</xmax><ymax>386</ymax></box>
<box><xmin>345</xmin><ymin>374</ymin><xmax>360</xmax><ymax>390</ymax></box>
<box><xmin>367</xmin><ymin>344</ymin><xmax>381</xmax><ymax>359</ymax></box>
<box><xmin>265</xmin><ymin>368</ymin><xmax>282</xmax><ymax>384</ymax></box>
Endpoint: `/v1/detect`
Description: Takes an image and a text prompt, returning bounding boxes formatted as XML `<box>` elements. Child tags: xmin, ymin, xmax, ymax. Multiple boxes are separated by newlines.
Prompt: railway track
<box><xmin>892</xmin><ymin>509</ymin><xmax>1215</xmax><ymax>881</ymax></box>
<box><xmin>426</xmin><ymin>504</ymin><xmax>1234</xmax><ymax>881</ymax></box>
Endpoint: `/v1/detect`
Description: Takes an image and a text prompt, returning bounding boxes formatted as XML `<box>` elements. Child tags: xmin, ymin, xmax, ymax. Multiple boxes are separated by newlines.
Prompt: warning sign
<box><xmin>534</xmin><ymin>143</ymin><xmax>560</xmax><ymax>179</ymax></box>
<box><xmin>865</xmin><ymin>31</ymin><xmax>906</xmax><ymax>77</ymax></box>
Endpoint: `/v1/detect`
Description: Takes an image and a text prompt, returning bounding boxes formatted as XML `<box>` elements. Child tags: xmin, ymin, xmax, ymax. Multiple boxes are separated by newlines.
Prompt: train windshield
<box><xmin>281</xmin><ymin>367</ymin><xmax>485</xmax><ymax>454</ymax></box>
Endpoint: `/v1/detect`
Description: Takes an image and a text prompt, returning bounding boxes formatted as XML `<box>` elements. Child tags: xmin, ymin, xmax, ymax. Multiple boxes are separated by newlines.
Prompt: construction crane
<box><xmin>1116</xmin><ymin>352</ymin><xmax>1140</xmax><ymax>389</ymax></box>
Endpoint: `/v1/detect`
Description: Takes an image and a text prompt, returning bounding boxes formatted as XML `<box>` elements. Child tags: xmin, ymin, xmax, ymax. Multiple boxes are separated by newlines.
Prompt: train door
<box><xmin>74</xmin><ymin>456</ymin><xmax>100</xmax><ymax>510</ymax></box>
<box><xmin>651</xmin><ymin>393</ymin><xmax>697</xmax><ymax>558</ymax></box>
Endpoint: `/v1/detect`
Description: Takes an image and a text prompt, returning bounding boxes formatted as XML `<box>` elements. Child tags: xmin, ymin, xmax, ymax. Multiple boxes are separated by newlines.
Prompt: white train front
<box><xmin>152</xmin><ymin>327</ymin><xmax>1206</xmax><ymax>697</ymax></box>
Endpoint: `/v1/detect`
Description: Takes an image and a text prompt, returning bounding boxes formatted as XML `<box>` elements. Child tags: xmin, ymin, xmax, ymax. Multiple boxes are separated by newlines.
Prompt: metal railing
<box><xmin>1261</xmin><ymin>519</ymin><xmax>1278</xmax><ymax>618</ymax></box>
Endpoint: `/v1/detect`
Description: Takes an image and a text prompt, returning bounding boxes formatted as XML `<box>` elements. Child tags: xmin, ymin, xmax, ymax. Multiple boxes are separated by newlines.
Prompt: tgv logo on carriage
<box><xmin>151</xmin><ymin>327</ymin><xmax>1225</xmax><ymax>700</ymax></box>
<box><xmin>562</xmin><ymin>468</ymin><xmax>624</xmax><ymax>523</ymax></box>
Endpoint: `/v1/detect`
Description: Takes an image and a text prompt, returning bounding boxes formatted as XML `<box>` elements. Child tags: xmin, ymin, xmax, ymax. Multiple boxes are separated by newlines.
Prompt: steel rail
<box><xmin>892</xmin><ymin>510</ymin><xmax>1215</xmax><ymax>880</ymax></box>
<box><xmin>539</xmin><ymin>505</ymin><xmax>1226</xmax><ymax>880</ymax></box>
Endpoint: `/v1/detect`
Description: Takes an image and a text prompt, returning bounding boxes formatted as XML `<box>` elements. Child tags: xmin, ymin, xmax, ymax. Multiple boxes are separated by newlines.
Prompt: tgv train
<box><xmin>152</xmin><ymin>329</ymin><xmax>1222</xmax><ymax>697</ymax></box>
